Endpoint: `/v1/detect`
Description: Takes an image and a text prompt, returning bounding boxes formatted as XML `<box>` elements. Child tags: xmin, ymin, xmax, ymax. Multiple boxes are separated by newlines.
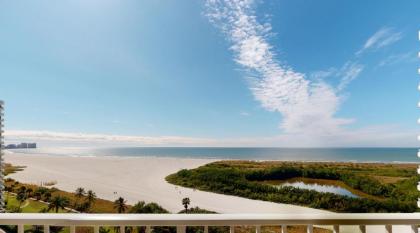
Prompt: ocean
<box><xmin>6</xmin><ymin>147</ymin><xmax>419</xmax><ymax>163</ymax></box>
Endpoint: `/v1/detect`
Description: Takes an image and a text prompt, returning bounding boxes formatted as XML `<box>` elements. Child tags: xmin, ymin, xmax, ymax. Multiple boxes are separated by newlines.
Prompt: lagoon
<box><xmin>267</xmin><ymin>178</ymin><xmax>360</xmax><ymax>198</ymax></box>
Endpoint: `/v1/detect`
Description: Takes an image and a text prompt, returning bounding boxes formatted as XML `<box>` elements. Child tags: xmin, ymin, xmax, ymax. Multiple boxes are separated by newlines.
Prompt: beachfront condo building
<box><xmin>0</xmin><ymin>100</ymin><xmax>4</xmax><ymax>212</ymax></box>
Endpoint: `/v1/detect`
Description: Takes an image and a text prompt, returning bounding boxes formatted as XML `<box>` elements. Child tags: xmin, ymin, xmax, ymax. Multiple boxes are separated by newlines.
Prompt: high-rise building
<box><xmin>0</xmin><ymin>100</ymin><xmax>4</xmax><ymax>212</ymax></box>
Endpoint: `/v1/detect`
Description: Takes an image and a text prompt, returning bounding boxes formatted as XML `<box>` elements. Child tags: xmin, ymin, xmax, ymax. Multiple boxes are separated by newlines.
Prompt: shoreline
<box><xmin>4</xmin><ymin>152</ymin><xmax>330</xmax><ymax>214</ymax></box>
<box><xmin>6</xmin><ymin>150</ymin><xmax>419</xmax><ymax>165</ymax></box>
<box><xmin>5</xmin><ymin>147</ymin><xmax>419</xmax><ymax>164</ymax></box>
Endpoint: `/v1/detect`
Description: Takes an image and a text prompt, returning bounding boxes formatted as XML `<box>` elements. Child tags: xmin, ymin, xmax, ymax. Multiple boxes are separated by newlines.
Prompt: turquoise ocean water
<box><xmin>7</xmin><ymin>147</ymin><xmax>419</xmax><ymax>163</ymax></box>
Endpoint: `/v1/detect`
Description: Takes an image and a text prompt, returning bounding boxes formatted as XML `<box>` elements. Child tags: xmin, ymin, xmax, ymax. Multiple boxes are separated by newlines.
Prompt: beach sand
<box><xmin>4</xmin><ymin>152</ymin><xmax>412</xmax><ymax>233</ymax></box>
<box><xmin>4</xmin><ymin>152</ymin><xmax>328</xmax><ymax>214</ymax></box>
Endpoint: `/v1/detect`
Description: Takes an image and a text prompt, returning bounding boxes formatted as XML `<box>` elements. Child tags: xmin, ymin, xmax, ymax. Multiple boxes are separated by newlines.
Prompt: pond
<box><xmin>266</xmin><ymin>178</ymin><xmax>360</xmax><ymax>198</ymax></box>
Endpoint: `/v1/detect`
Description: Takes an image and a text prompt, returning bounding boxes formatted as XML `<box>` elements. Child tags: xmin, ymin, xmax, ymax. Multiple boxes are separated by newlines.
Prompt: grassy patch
<box><xmin>5</xmin><ymin>194</ymin><xmax>68</xmax><ymax>213</ymax></box>
<box><xmin>5</xmin><ymin>179</ymin><xmax>119</xmax><ymax>213</ymax></box>
<box><xmin>4</xmin><ymin>163</ymin><xmax>26</xmax><ymax>176</ymax></box>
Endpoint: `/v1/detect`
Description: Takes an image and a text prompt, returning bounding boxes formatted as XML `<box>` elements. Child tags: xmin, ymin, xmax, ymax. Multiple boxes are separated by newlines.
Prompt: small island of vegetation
<box><xmin>166</xmin><ymin>160</ymin><xmax>419</xmax><ymax>213</ymax></box>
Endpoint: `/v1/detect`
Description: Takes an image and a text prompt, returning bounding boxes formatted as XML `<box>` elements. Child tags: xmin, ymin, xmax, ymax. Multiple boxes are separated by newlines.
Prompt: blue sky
<box><xmin>1</xmin><ymin>0</ymin><xmax>419</xmax><ymax>147</ymax></box>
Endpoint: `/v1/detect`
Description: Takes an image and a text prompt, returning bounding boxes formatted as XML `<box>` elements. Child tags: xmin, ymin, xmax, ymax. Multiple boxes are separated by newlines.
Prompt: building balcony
<box><xmin>0</xmin><ymin>213</ymin><xmax>419</xmax><ymax>233</ymax></box>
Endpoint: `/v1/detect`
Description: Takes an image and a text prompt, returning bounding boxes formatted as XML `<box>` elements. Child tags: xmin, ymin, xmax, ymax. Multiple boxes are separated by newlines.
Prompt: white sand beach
<box><xmin>4</xmin><ymin>152</ymin><xmax>328</xmax><ymax>214</ymax></box>
<box><xmin>4</xmin><ymin>152</ymin><xmax>412</xmax><ymax>233</ymax></box>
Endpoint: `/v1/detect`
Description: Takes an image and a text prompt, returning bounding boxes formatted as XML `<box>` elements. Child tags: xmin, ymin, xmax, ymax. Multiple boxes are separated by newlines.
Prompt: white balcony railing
<box><xmin>0</xmin><ymin>213</ymin><xmax>419</xmax><ymax>233</ymax></box>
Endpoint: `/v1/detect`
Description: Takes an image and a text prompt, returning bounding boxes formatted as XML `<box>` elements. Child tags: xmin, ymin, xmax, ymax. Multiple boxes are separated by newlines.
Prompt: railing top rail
<box><xmin>0</xmin><ymin>213</ymin><xmax>419</xmax><ymax>226</ymax></box>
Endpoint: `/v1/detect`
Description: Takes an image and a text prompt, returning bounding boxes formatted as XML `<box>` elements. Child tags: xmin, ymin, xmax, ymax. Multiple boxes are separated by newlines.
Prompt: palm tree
<box><xmin>182</xmin><ymin>197</ymin><xmax>190</xmax><ymax>213</ymax></box>
<box><xmin>74</xmin><ymin>187</ymin><xmax>85</xmax><ymax>207</ymax></box>
<box><xmin>35</xmin><ymin>187</ymin><xmax>48</xmax><ymax>195</ymax></box>
<box><xmin>43</xmin><ymin>192</ymin><xmax>52</xmax><ymax>202</ymax></box>
<box><xmin>83</xmin><ymin>190</ymin><xmax>97</xmax><ymax>212</ymax></box>
<box><xmin>113</xmin><ymin>197</ymin><xmax>127</xmax><ymax>213</ymax></box>
<box><xmin>26</xmin><ymin>188</ymin><xmax>33</xmax><ymax>198</ymax></box>
<box><xmin>75</xmin><ymin>187</ymin><xmax>85</xmax><ymax>198</ymax></box>
<box><xmin>86</xmin><ymin>190</ymin><xmax>96</xmax><ymax>205</ymax></box>
<box><xmin>48</xmin><ymin>196</ymin><xmax>69</xmax><ymax>213</ymax></box>
<box><xmin>17</xmin><ymin>186</ymin><xmax>26</xmax><ymax>194</ymax></box>
<box><xmin>16</xmin><ymin>191</ymin><xmax>27</xmax><ymax>209</ymax></box>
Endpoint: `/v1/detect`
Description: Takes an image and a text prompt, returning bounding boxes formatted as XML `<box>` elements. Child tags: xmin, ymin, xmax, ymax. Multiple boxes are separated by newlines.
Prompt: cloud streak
<box><xmin>205</xmin><ymin>0</ymin><xmax>353</xmax><ymax>134</ymax></box>
<box><xmin>310</xmin><ymin>61</ymin><xmax>364</xmax><ymax>91</ymax></box>
<box><xmin>337</xmin><ymin>62</ymin><xmax>364</xmax><ymax>91</ymax></box>
<box><xmin>357</xmin><ymin>27</ymin><xmax>402</xmax><ymax>55</ymax></box>
<box><xmin>378</xmin><ymin>51</ymin><xmax>417</xmax><ymax>67</ymax></box>
<box><xmin>5</xmin><ymin>130</ymin><xmax>217</xmax><ymax>146</ymax></box>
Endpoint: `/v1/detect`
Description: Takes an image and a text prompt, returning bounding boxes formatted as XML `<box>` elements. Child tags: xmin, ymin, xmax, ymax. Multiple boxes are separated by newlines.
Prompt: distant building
<box><xmin>5</xmin><ymin>144</ymin><xmax>16</xmax><ymax>149</ymax></box>
<box><xmin>0</xmin><ymin>101</ymin><xmax>5</xmax><ymax>212</ymax></box>
<box><xmin>5</xmin><ymin>142</ymin><xmax>37</xmax><ymax>149</ymax></box>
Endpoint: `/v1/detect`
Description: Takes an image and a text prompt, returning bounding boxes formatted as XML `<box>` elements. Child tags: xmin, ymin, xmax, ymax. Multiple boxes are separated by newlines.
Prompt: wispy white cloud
<box><xmin>311</xmin><ymin>62</ymin><xmax>364</xmax><ymax>91</ymax></box>
<box><xmin>268</xmin><ymin>125</ymin><xmax>417</xmax><ymax>148</ymax></box>
<box><xmin>205</xmin><ymin>0</ymin><xmax>353</xmax><ymax>134</ymax></box>
<box><xmin>310</xmin><ymin>68</ymin><xmax>337</xmax><ymax>80</ymax></box>
<box><xmin>204</xmin><ymin>1</ymin><xmax>417</xmax><ymax>148</ymax></box>
<box><xmin>5</xmin><ymin>129</ymin><xmax>416</xmax><ymax>148</ymax></box>
<box><xmin>357</xmin><ymin>27</ymin><xmax>402</xmax><ymax>55</ymax></box>
<box><xmin>312</xmin><ymin>28</ymin><xmax>409</xmax><ymax>91</ymax></box>
<box><xmin>312</xmin><ymin>27</ymin><xmax>402</xmax><ymax>92</ymax></box>
<box><xmin>337</xmin><ymin>62</ymin><xmax>364</xmax><ymax>91</ymax></box>
<box><xmin>377</xmin><ymin>51</ymin><xmax>417</xmax><ymax>67</ymax></box>
<box><xmin>5</xmin><ymin>130</ymin><xmax>217</xmax><ymax>147</ymax></box>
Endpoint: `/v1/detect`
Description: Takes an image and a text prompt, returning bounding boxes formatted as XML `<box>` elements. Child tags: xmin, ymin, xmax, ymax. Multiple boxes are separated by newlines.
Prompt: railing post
<box><xmin>385</xmin><ymin>225</ymin><xmax>392</xmax><ymax>233</ymax></box>
<box><xmin>176</xmin><ymin>226</ymin><xmax>186</xmax><ymax>233</ymax></box>
<box><xmin>18</xmin><ymin>224</ymin><xmax>24</xmax><ymax>233</ymax></box>
<box><xmin>412</xmin><ymin>225</ymin><xmax>419</xmax><ymax>233</ymax></box>
<box><xmin>359</xmin><ymin>225</ymin><xmax>366</xmax><ymax>233</ymax></box>
<box><xmin>70</xmin><ymin>225</ymin><xmax>76</xmax><ymax>233</ymax></box>
<box><xmin>281</xmin><ymin>225</ymin><xmax>287</xmax><ymax>233</ymax></box>
<box><xmin>333</xmin><ymin>225</ymin><xmax>339</xmax><ymax>233</ymax></box>
<box><xmin>94</xmin><ymin>226</ymin><xmax>100</xmax><ymax>233</ymax></box>
<box><xmin>204</xmin><ymin>226</ymin><xmax>208</xmax><ymax>233</ymax></box>
<box><xmin>230</xmin><ymin>226</ymin><xmax>234</xmax><ymax>233</ymax></box>
<box><xmin>255</xmin><ymin>225</ymin><xmax>261</xmax><ymax>233</ymax></box>
<box><xmin>44</xmin><ymin>225</ymin><xmax>50</xmax><ymax>233</ymax></box>
<box><xmin>146</xmin><ymin>226</ymin><xmax>152</xmax><ymax>233</ymax></box>
<box><xmin>120</xmin><ymin>226</ymin><xmax>125</xmax><ymax>233</ymax></box>
<box><xmin>307</xmin><ymin>225</ymin><xmax>313</xmax><ymax>233</ymax></box>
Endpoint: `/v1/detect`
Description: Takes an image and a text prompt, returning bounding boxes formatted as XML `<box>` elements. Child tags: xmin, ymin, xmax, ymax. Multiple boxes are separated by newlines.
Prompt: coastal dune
<box><xmin>4</xmin><ymin>152</ymin><xmax>412</xmax><ymax>233</ymax></box>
